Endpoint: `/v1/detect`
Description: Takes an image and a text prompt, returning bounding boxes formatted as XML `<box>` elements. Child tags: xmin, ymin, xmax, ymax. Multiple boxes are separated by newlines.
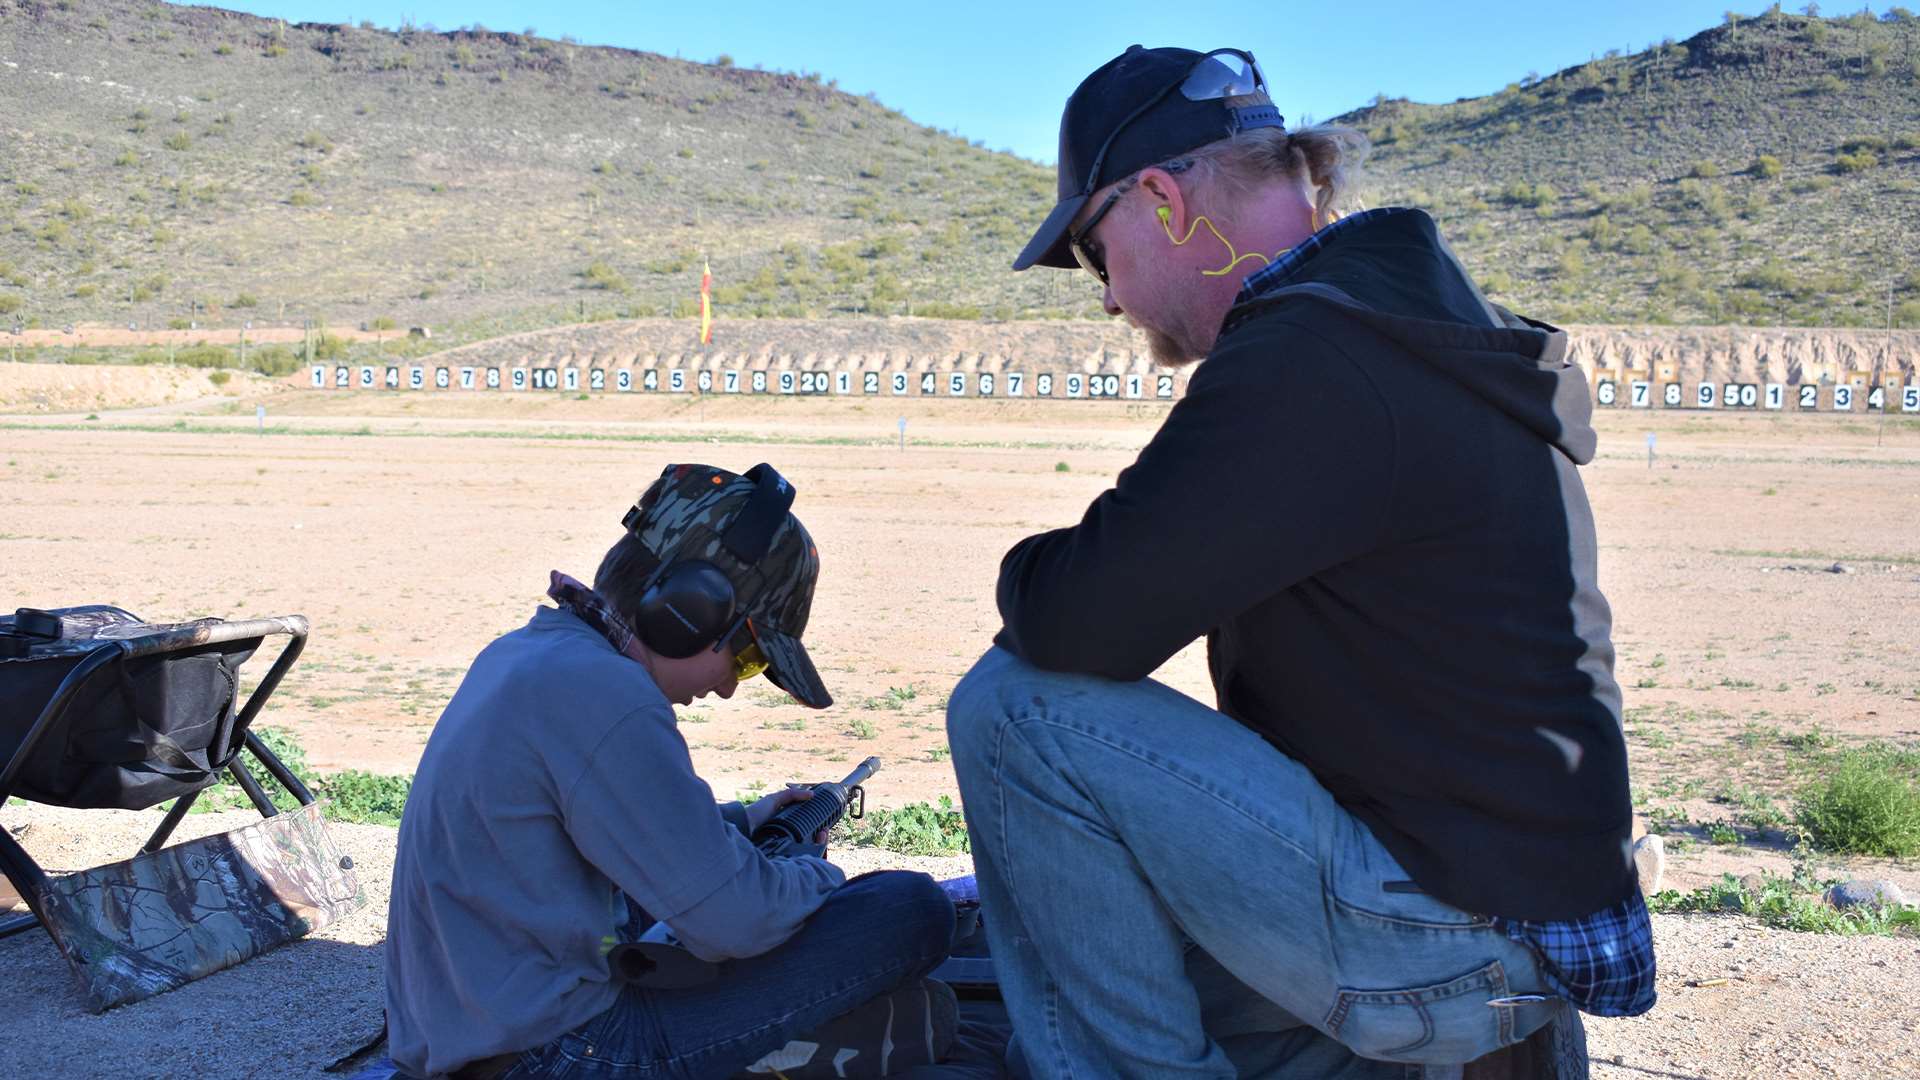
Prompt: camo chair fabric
<box><xmin>35</xmin><ymin>800</ymin><xmax>365</xmax><ymax>1011</ymax></box>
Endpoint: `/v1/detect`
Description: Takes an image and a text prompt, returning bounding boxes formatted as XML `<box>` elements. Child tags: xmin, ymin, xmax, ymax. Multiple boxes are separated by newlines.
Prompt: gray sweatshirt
<box><xmin>384</xmin><ymin>605</ymin><xmax>843</xmax><ymax>1076</ymax></box>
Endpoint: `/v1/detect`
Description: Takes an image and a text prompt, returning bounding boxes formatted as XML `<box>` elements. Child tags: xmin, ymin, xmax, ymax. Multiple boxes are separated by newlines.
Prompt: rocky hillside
<box><xmin>0</xmin><ymin>2</ymin><xmax>1915</xmax><ymax>344</ymax></box>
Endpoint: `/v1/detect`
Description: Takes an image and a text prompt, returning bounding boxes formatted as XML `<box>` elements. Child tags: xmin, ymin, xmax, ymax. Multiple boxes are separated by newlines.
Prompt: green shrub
<box><xmin>1833</xmin><ymin>150</ymin><xmax>1878</xmax><ymax>173</ymax></box>
<box><xmin>836</xmin><ymin>796</ymin><xmax>970</xmax><ymax>856</ymax></box>
<box><xmin>1650</xmin><ymin>871</ymin><xmax>1920</xmax><ymax>934</ymax></box>
<box><xmin>288</xmin><ymin>190</ymin><xmax>317</xmax><ymax>207</ymax></box>
<box><xmin>1796</xmin><ymin>745</ymin><xmax>1920</xmax><ymax>857</ymax></box>
<box><xmin>580</xmin><ymin>259</ymin><xmax>631</xmax><ymax>293</ymax></box>
<box><xmin>207</xmin><ymin>370</ymin><xmax>231</xmax><ymax>386</ymax></box>
<box><xmin>163</xmin><ymin>132</ymin><xmax>191</xmax><ymax>151</ymax></box>
<box><xmin>316</xmin><ymin>770</ymin><xmax>413</xmax><ymax>825</ymax></box>
<box><xmin>1751</xmin><ymin>154</ymin><xmax>1783</xmax><ymax>178</ymax></box>
<box><xmin>231</xmin><ymin>292</ymin><xmax>258</xmax><ymax>308</ymax></box>
<box><xmin>0</xmin><ymin>294</ymin><xmax>22</xmax><ymax>316</ymax></box>
<box><xmin>1689</xmin><ymin>159</ymin><xmax>1720</xmax><ymax>178</ymax></box>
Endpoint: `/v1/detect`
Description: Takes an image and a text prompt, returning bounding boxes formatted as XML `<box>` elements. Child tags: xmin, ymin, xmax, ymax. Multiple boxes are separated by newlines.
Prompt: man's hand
<box><xmin>744</xmin><ymin>783</ymin><xmax>832</xmax><ymax>849</ymax></box>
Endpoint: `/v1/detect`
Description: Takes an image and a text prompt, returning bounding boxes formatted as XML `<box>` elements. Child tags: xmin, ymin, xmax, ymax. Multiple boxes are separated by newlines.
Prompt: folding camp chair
<box><xmin>0</xmin><ymin>605</ymin><xmax>364</xmax><ymax>1011</ymax></box>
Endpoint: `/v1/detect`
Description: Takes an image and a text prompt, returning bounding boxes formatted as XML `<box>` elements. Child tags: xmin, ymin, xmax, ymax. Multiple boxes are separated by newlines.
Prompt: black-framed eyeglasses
<box><xmin>1066</xmin><ymin>49</ymin><xmax>1274</xmax><ymax>286</ymax></box>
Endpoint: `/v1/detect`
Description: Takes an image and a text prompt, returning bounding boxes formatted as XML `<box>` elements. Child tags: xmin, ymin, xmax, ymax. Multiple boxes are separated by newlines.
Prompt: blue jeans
<box><xmin>946</xmin><ymin>648</ymin><xmax>1558</xmax><ymax>1079</ymax></box>
<box><xmin>501</xmin><ymin>871</ymin><xmax>954</xmax><ymax>1079</ymax></box>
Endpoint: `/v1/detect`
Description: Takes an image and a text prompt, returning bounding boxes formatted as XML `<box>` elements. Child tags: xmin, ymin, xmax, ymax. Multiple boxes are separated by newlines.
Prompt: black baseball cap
<box><xmin>1014</xmin><ymin>46</ymin><xmax>1285</xmax><ymax>272</ymax></box>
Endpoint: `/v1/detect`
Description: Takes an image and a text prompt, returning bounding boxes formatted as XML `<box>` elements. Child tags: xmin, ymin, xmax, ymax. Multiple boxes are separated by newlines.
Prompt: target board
<box><xmin>307</xmin><ymin>364</ymin><xmax>1184</xmax><ymax>401</ymax></box>
<box><xmin>1587</xmin><ymin>377</ymin><xmax>1917</xmax><ymax>413</ymax></box>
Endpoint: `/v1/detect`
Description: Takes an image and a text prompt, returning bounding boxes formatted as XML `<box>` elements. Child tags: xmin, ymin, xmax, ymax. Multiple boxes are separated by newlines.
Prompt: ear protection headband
<box><xmin>628</xmin><ymin>464</ymin><xmax>795</xmax><ymax>659</ymax></box>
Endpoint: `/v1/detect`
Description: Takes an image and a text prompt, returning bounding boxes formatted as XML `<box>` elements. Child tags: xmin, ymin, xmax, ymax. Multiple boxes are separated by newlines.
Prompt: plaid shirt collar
<box><xmin>546</xmin><ymin>571</ymin><xmax>638</xmax><ymax>658</ymax></box>
<box><xmin>1236</xmin><ymin>207</ymin><xmax>1407</xmax><ymax>303</ymax></box>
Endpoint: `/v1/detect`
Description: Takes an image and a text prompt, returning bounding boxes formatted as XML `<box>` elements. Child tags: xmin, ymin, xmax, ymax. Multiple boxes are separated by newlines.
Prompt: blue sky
<box><xmin>208</xmin><ymin>1</ymin><xmax>1894</xmax><ymax>163</ymax></box>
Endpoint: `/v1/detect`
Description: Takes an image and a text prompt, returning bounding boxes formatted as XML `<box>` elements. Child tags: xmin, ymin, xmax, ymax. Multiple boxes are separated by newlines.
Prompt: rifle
<box><xmin>751</xmin><ymin>755</ymin><xmax>880</xmax><ymax>856</ymax></box>
<box><xmin>608</xmin><ymin>757</ymin><xmax>883</xmax><ymax>988</ymax></box>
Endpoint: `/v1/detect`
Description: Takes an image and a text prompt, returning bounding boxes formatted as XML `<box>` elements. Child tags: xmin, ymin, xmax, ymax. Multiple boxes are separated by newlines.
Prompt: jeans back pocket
<box><xmin>1324</xmin><ymin>960</ymin><xmax>1513</xmax><ymax>1064</ymax></box>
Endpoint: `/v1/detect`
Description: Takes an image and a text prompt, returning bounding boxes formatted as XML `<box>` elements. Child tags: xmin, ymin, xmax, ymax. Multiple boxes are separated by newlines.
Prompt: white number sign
<box><xmin>589</xmin><ymin>368</ymin><xmax>605</xmax><ymax>391</ymax></box>
<box><xmin>1036</xmin><ymin>373</ymin><xmax>1054</xmax><ymax>397</ymax></box>
<box><xmin>486</xmin><ymin>367</ymin><xmax>501</xmax><ymax>389</ymax></box>
<box><xmin>1630</xmin><ymin>381</ymin><xmax>1650</xmax><ymax>408</ymax></box>
<box><xmin>1156</xmin><ymin>375</ymin><xmax>1175</xmax><ymax>399</ymax></box>
<box><xmin>511</xmin><ymin>368</ymin><xmax>528</xmax><ymax>390</ymax></box>
<box><xmin>310</xmin><ymin>365</ymin><xmax>326</xmax><ymax>388</ymax></box>
<box><xmin>835</xmin><ymin>371</ymin><xmax>851</xmax><ymax>395</ymax></box>
<box><xmin>1662</xmin><ymin>383</ymin><xmax>1681</xmax><ymax>407</ymax></box>
<box><xmin>752</xmin><ymin>371</ymin><xmax>768</xmax><ymax>393</ymax></box>
<box><xmin>864</xmin><ymin>372</ymin><xmax>881</xmax><ymax>395</ymax></box>
<box><xmin>1764</xmin><ymin>383</ymin><xmax>1783</xmax><ymax>410</ymax></box>
<box><xmin>1066</xmin><ymin>374</ymin><xmax>1084</xmax><ymax>399</ymax></box>
<box><xmin>617</xmin><ymin>369</ymin><xmax>633</xmax><ymax>392</ymax></box>
<box><xmin>409</xmin><ymin>366</ymin><xmax>424</xmax><ymax>390</ymax></box>
<box><xmin>1596</xmin><ymin>380</ymin><xmax>1617</xmax><ymax>406</ymax></box>
<box><xmin>1007</xmin><ymin>372</ymin><xmax>1025</xmax><ymax>397</ymax></box>
<box><xmin>891</xmin><ymin>372</ymin><xmax>908</xmax><ymax>395</ymax></box>
<box><xmin>948</xmin><ymin>373</ymin><xmax>966</xmax><ymax>396</ymax></box>
<box><xmin>1834</xmin><ymin>385</ymin><xmax>1853</xmax><ymax>411</ymax></box>
<box><xmin>921</xmin><ymin>372</ymin><xmax>938</xmax><ymax>396</ymax></box>
<box><xmin>978</xmin><ymin>373</ymin><xmax>995</xmax><ymax>397</ymax></box>
<box><xmin>1798</xmin><ymin>384</ymin><xmax>1817</xmax><ymax>409</ymax></box>
<box><xmin>669</xmin><ymin>370</ymin><xmax>686</xmax><ymax>393</ymax></box>
<box><xmin>1904</xmin><ymin>385</ymin><xmax>1920</xmax><ymax>413</ymax></box>
<box><xmin>564</xmin><ymin>368</ymin><xmax>580</xmax><ymax>391</ymax></box>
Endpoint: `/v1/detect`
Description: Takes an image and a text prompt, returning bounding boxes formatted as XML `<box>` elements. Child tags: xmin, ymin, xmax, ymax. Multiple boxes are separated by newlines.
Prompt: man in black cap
<box><xmin>387</xmin><ymin>463</ymin><xmax>956</xmax><ymax>1080</ymax></box>
<box><xmin>947</xmin><ymin>47</ymin><xmax>1654</xmax><ymax>1077</ymax></box>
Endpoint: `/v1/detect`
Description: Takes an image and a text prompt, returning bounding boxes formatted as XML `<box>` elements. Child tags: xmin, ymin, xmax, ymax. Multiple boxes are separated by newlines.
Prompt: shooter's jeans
<box><xmin>946</xmin><ymin>647</ymin><xmax>1559</xmax><ymax>1079</ymax></box>
<box><xmin>498</xmin><ymin>871</ymin><xmax>954</xmax><ymax>1079</ymax></box>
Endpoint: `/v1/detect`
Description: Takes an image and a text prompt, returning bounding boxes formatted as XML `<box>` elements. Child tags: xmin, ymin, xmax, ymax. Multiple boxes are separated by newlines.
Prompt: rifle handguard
<box><xmin>751</xmin><ymin>756</ymin><xmax>881</xmax><ymax>856</ymax></box>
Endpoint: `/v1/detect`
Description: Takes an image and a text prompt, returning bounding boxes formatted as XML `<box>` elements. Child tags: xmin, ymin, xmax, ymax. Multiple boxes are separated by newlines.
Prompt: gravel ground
<box><xmin>3</xmin><ymin>804</ymin><xmax>1915</xmax><ymax>1079</ymax></box>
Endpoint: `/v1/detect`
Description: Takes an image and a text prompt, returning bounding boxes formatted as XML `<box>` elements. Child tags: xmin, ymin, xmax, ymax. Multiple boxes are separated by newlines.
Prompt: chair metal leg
<box><xmin>141</xmin><ymin>787</ymin><xmax>204</xmax><ymax>854</ymax></box>
<box><xmin>226</xmin><ymin>758</ymin><xmax>281</xmax><ymax>818</ymax></box>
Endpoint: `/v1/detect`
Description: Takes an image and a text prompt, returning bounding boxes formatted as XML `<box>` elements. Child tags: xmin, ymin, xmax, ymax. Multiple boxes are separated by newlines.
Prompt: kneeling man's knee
<box><xmin>945</xmin><ymin>649</ymin><xmax>1018</xmax><ymax>771</ymax></box>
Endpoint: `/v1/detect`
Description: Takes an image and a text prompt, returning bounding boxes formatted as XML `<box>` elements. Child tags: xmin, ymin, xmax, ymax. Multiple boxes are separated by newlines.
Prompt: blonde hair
<box><xmin>1165</xmin><ymin>97</ymin><xmax>1371</xmax><ymax>230</ymax></box>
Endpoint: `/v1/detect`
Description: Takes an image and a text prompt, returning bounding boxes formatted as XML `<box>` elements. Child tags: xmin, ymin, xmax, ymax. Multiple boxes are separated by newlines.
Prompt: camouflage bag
<box><xmin>32</xmin><ymin>801</ymin><xmax>365</xmax><ymax>1011</ymax></box>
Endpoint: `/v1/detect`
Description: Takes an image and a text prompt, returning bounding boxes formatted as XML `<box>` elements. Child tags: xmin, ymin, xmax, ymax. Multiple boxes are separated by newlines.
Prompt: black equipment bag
<box><xmin>1</xmin><ymin>607</ymin><xmax>258</xmax><ymax>810</ymax></box>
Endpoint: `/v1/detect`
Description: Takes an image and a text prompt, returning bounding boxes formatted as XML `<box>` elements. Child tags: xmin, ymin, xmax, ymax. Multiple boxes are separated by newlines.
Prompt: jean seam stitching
<box><xmin>1005</xmin><ymin>711</ymin><xmax>1316</xmax><ymax>864</ymax></box>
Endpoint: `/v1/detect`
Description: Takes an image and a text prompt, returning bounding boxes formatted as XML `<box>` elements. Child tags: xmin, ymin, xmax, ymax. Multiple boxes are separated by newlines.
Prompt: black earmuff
<box><xmin>631</xmin><ymin>464</ymin><xmax>796</xmax><ymax>658</ymax></box>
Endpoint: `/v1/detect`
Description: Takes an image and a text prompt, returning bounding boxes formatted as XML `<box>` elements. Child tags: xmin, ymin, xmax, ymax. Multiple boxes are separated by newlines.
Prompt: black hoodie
<box><xmin>994</xmin><ymin>208</ymin><xmax>1633</xmax><ymax>922</ymax></box>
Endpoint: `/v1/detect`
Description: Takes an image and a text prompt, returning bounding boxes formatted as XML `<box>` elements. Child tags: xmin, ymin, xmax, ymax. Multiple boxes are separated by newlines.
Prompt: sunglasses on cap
<box><xmin>1068</xmin><ymin>49</ymin><xmax>1271</xmax><ymax>286</ymax></box>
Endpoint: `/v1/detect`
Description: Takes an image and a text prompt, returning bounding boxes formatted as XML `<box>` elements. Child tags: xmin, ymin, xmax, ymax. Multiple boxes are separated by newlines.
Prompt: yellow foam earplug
<box><xmin>1157</xmin><ymin>205</ymin><xmax>1171</xmax><ymax>223</ymax></box>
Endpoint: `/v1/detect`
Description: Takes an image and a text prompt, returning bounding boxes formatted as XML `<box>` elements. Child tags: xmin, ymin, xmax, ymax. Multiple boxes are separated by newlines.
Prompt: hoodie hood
<box><xmin>1224</xmin><ymin>208</ymin><xmax>1597</xmax><ymax>465</ymax></box>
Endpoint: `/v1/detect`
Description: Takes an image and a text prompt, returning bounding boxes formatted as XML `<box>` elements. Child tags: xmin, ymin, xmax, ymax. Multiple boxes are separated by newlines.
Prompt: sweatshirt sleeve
<box><xmin>995</xmin><ymin>322</ymin><xmax>1397</xmax><ymax>680</ymax></box>
<box><xmin>561</xmin><ymin>707</ymin><xmax>846</xmax><ymax>962</ymax></box>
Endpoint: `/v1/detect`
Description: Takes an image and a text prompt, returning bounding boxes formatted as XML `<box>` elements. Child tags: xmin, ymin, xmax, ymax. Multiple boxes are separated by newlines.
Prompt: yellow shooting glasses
<box><xmin>723</xmin><ymin>616</ymin><xmax>771</xmax><ymax>682</ymax></box>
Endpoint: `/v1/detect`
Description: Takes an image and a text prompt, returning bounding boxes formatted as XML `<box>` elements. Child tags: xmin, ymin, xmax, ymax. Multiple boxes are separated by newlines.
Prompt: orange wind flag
<box><xmin>699</xmin><ymin>258</ymin><xmax>713</xmax><ymax>346</ymax></box>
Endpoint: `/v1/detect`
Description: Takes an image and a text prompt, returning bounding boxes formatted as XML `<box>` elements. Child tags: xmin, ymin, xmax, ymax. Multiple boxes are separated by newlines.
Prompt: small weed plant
<box><xmin>1795</xmin><ymin>744</ymin><xmax>1920</xmax><ymax>857</ymax></box>
<box><xmin>835</xmin><ymin>796</ymin><xmax>970</xmax><ymax>856</ymax></box>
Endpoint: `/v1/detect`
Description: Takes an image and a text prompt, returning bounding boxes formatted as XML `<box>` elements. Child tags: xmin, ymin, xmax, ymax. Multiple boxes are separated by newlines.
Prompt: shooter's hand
<box><xmin>745</xmin><ymin>784</ymin><xmax>833</xmax><ymax>846</ymax></box>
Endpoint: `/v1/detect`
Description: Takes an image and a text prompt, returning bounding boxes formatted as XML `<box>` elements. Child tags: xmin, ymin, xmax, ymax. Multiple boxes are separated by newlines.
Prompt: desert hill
<box><xmin>0</xmin><ymin>1</ymin><xmax>1915</xmax><ymax>350</ymax></box>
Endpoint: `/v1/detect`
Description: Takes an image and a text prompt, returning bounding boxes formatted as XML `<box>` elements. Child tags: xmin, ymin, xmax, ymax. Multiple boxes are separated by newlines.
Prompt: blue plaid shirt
<box><xmin>1238</xmin><ymin>207</ymin><xmax>1658</xmax><ymax>1019</ymax></box>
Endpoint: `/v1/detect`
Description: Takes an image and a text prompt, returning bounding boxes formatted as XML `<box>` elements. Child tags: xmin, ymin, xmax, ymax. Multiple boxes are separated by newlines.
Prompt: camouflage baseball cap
<box><xmin>625</xmin><ymin>463</ymin><xmax>830</xmax><ymax>708</ymax></box>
